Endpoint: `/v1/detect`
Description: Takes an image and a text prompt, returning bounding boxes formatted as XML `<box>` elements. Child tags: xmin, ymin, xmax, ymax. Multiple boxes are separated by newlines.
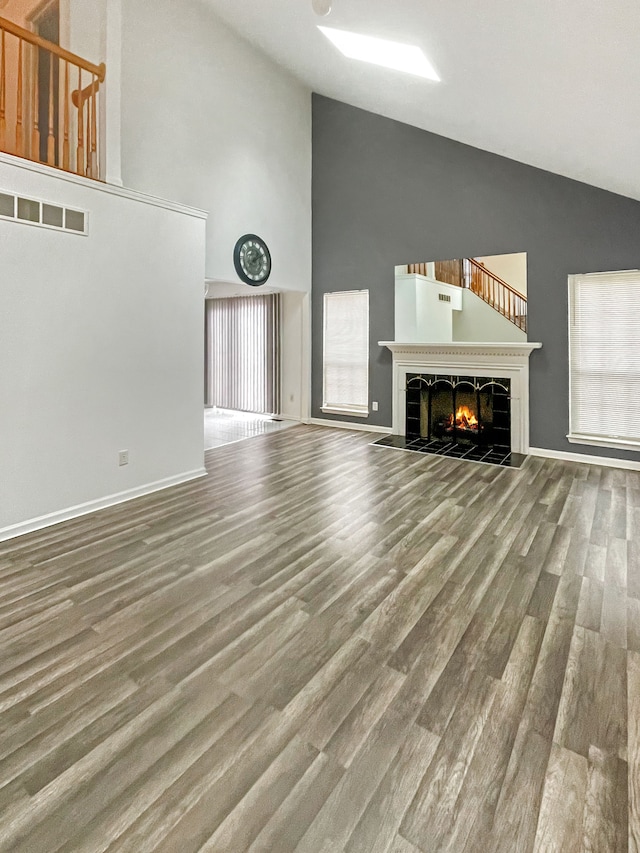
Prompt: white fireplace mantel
<box><xmin>379</xmin><ymin>341</ymin><xmax>542</xmax><ymax>454</ymax></box>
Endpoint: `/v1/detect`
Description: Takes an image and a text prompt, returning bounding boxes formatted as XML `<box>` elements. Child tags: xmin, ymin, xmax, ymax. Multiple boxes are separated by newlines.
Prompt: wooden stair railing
<box><xmin>0</xmin><ymin>14</ymin><xmax>105</xmax><ymax>180</ymax></box>
<box><xmin>407</xmin><ymin>258</ymin><xmax>527</xmax><ymax>332</ymax></box>
<box><xmin>463</xmin><ymin>257</ymin><xmax>527</xmax><ymax>332</ymax></box>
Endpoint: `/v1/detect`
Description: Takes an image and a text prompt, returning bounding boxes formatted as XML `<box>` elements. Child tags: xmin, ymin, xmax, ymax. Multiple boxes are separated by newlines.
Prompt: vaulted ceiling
<box><xmin>207</xmin><ymin>0</ymin><xmax>640</xmax><ymax>201</ymax></box>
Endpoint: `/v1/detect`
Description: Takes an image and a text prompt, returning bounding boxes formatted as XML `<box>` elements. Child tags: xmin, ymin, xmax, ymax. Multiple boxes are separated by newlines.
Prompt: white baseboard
<box><xmin>304</xmin><ymin>417</ymin><xmax>393</xmax><ymax>435</ymax></box>
<box><xmin>529</xmin><ymin>446</ymin><xmax>640</xmax><ymax>471</ymax></box>
<box><xmin>0</xmin><ymin>468</ymin><xmax>208</xmax><ymax>543</ymax></box>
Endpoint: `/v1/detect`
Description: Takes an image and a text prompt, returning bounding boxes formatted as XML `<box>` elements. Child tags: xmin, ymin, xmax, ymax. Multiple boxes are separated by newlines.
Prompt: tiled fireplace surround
<box><xmin>379</xmin><ymin>342</ymin><xmax>542</xmax><ymax>456</ymax></box>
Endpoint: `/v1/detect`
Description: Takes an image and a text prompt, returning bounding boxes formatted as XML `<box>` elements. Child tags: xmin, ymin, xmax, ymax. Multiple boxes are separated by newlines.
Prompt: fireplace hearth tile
<box><xmin>371</xmin><ymin>435</ymin><xmax>526</xmax><ymax>469</ymax></box>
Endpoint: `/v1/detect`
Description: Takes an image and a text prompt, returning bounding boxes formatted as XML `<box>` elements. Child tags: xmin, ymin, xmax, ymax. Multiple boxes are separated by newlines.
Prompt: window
<box><xmin>205</xmin><ymin>294</ymin><xmax>281</xmax><ymax>415</ymax></box>
<box><xmin>569</xmin><ymin>270</ymin><xmax>640</xmax><ymax>450</ymax></box>
<box><xmin>322</xmin><ymin>290</ymin><xmax>369</xmax><ymax>417</ymax></box>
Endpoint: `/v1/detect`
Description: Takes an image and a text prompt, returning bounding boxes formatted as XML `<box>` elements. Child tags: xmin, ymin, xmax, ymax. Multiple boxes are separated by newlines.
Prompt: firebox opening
<box><xmin>407</xmin><ymin>373</ymin><xmax>511</xmax><ymax>455</ymax></box>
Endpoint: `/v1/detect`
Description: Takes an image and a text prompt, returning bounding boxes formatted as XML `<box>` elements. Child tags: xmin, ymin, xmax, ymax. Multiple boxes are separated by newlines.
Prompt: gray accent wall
<box><xmin>312</xmin><ymin>94</ymin><xmax>640</xmax><ymax>459</ymax></box>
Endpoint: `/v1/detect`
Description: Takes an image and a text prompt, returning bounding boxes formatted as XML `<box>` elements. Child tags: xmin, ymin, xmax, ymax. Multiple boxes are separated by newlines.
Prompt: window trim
<box><xmin>567</xmin><ymin>270</ymin><xmax>640</xmax><ymax>451</ymax></box>
<box><xmin>322</xmin><ymin>289</ymin><xmax>370</xmax><ymax>418</ymax></box>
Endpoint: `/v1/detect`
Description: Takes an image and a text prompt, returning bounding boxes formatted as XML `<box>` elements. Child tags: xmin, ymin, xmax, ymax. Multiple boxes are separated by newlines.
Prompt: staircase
<box><xmin>408</xmin><ymin>258</ymin><xmax>527</xmax><ymax>333</ymax></box>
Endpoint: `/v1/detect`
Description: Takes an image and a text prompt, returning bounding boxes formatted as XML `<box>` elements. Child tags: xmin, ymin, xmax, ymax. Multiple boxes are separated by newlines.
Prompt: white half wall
<box><xmin>394</xmin><ymin>274</ymin><xmax>461</xmax><ymax>343</ymax></box>
<box><xmin>120</xmin><ymin>0</ymin><xmax>312</xmax><ymax>296</ymax></box>
<box><xmin>453</xmin><ymin>289</ymin><xmax>527</xmax><ymax>343</ymax></box>
<box><xmin>0</xmin><ymin>156</ymin><xmax>207</xmax><ymax>538</ymax></box>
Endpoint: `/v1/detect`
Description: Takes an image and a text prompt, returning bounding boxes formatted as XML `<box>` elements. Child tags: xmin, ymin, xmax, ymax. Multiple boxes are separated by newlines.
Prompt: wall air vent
<box><xmin>0</xmin><ymin>191</ymin><xmax>87</xmax><ymax>235</ymax></box>
<box><xmin>438</xmin><ymin>293</ymin><xmax>452</xmax><ymax>302</ymax></box>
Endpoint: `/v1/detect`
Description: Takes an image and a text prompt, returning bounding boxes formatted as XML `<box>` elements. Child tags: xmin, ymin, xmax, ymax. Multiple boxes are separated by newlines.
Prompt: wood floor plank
<box><xmin>0</xmin><ymin>426</ymin><xmax>635</xmax><ymax>852</ymax></box>
<box><xmin>554</xmin><ymin>627</ymin><xmax>627</xmax><ymax>760</ymax></box>
<box><xmin>533</xmin><ymin>744</ymin><xmax>588</xmax><ymax>853</ymax></box>
<box><xmin>197</xmin><ymin>735</ymin><xmax>319</xmax><ymax>852</ymax></box>
<box><xmin>435</xmin><ymin>615</ymin><xmax>546</xmax><ymax>853</ymax></box>
<box><xmin>581</xmin><ymin>746</ymin><xmax>628</xmax><ymax>853</ymax></box>
<box><xmin>400</xmin><ymin>670</ymin><xmax>500</xmax><ymax>849</ymax></box>
<box><xmin>247</xmin><ymin>751</ymin><xmax>345</xmax><ymax>853</ymax></box>
<box><xmin>344</xmin><ymin>724</ymin><xmax>439</xmax><ymax>853</ymax></box>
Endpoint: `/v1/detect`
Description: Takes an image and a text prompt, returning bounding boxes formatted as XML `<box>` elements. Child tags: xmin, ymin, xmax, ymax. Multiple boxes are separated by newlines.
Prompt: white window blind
<box><xmin>322</xmin><ymin>290</ymin><xmax>369</xmax><ymax>417</ymax></box>
<box><xmin>569</xmin><ymin>270</ymin><xmax>640</xmax><ymax>450</ymax></box>
<box><xmin>205</xmin><ymin>294</ymin><xmax>281</xmax><ymax>415</ymax></box>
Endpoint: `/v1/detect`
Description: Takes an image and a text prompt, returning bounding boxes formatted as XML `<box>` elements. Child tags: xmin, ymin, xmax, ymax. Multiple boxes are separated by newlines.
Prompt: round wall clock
<box><xmin>233</xmin><ymin>234</ymin><xmax>271</xmax><ymax>286</ymax></box>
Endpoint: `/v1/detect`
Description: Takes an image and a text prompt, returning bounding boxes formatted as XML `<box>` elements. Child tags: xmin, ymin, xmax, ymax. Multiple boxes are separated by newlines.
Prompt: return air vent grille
<box><xmin>0</xmin><ymin>191</ymin><xmax>87</xmax><ymax>235</ymax></box>
<box><xmin>438</xmin><ymin>293</ymin><xmax>452</xmax><ymax>303</ymax></box>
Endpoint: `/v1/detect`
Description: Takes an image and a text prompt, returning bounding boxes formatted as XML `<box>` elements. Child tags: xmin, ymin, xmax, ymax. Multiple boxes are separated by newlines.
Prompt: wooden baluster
<box><xmin>90</xmin><ymin>74</ymin><xmax>97</xmax><ymax>177</ymax></box>
<box><xmin>47</xmin><ymin>51</ymin><xmax>55</xmax><ymax>164</ymax></box>
<box><xmin>62</xmin><ymin>60</ymin><xmax>69</xmax><ymax>170</ymax></box>
<box><xmin>16</xmin><ymin>37</ymin><xmax>23</xmax><ymax>155</ymax></box>
<box><xmin>0</xmin><ymin>30</ymin><xmax>5</xmax><ymax>151</ymax></box>
<box><xmin>31</xmin><ymin>43</ymin><xmax>39</xmax><ymax>161</ymax></box>
<box><xmin>76</xmin><ymin>65</ymin><xmax>83</xmax><ymax>174</ymax></box>
<box><xmin>85</xmin><ymin>79</ymin><xmax>91</xmax><ymax>176</ymax></box>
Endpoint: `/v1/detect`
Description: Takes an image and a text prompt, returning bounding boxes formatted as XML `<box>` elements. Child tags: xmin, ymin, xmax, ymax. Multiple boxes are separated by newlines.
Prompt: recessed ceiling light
<box><xmin>312</xmin><ymin>0</ymin><xmax>332</xmax><ymax>15</ymax></box>
<box><xmin>318</xmin><ymin>26</ymin><xmax>440</xmax><ymax>81</ymax></box>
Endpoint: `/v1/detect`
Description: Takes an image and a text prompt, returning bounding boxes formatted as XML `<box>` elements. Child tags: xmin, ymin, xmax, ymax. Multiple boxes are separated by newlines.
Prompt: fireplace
<box><xmin>377</xmin><ymin>342</ymin><xmax>542</xmax><ymax>465</ymax></box>
<box><xmin>406</xmin><ymin>374</ymin><xmax>510</xmax><ymax>449</ymax></box>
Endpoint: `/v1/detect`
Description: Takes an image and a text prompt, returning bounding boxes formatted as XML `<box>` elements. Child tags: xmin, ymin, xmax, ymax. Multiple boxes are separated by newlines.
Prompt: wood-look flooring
<box><xmin>0</xmin><ymin>425</ymin><xmax>638</xmax><ymax>852</ymax></box>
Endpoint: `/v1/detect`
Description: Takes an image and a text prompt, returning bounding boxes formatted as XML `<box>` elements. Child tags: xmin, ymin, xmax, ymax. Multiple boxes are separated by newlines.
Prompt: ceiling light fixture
<box><xmin>312</xmin><ymin>0</ymin><xmax>332</xmax><ymax>16</ymax></box>
<box><xmin>318</xmin><ymin>26</ymin><xmax>440</xmax><ymax>81</ymax></box>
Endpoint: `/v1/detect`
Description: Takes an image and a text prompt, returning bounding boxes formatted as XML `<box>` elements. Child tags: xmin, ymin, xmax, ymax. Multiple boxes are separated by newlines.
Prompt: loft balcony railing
<box><xmin>463</xmin><ymin>258</ymin><xmax>527</xmax><ymax>332</ymax></box>
<box><xmin>408</xmin><ymin>258</ymin><xmax>528</xmax><ymax>332</ymax></box>
<box><xmin>0</xmin><ymin>15</ymin><xmax>105</xmax><ymax>180</ymax></box>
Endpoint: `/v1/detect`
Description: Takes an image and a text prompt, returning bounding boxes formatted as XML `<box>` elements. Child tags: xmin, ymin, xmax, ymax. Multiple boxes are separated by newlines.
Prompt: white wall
<box><xmin>0</xmin><ymin>156</ymin><xmax>207</xmax><ymax>538</ymax></box>
<box><xmin>119</xmin><ymin>0</ymin><xmax>311</xmax><ymax>419</ymax></box>
<box><xmin>474</xmin><ymin>252</ymin><xmax>527</xmax><ymax>296</ymax></box>
<box><xmin>281</xmin><ymin>291</ymin><xmax>309</xmax><ymax>420</ymax></box>
<box><xmin>395</xmin><ymin>274</ymin><xmax>461</xmax><ymax>342</ymax></box>
<box><xmin>120</xmin><ymin>0</ymin><xmax>312</xmax><ymax>296</ymax></box>
<box><xmin>453</xmin><ymin>289</ymin><xmax>527</xmax><ymax>342</ymax></box>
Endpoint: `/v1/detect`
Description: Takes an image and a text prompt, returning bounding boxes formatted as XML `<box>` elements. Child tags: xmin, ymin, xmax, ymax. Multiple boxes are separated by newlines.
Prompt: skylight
<box><xmin>318</xmin><ymin>26</ymin><xmax>440</xmax><ymax>81</ymax></box>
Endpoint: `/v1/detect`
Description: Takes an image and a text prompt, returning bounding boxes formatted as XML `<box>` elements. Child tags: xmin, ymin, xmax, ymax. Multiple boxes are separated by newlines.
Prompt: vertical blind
<box><xmin>569</xmin><ymin>270</ymin><xmax>640</xmax><ymax>445</ymax></box>
<box><xmin>205</xmin><ymin>293</ymin><xmax>281</xmax><ymax>415</ymax></box>
<box><xmin>322</xmin><ymin>290</ymin><xmax>369</xmax><ymax>416</ymax></box>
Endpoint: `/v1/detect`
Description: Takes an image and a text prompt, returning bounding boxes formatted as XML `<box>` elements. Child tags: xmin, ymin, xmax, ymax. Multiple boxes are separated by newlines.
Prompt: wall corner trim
<box><xmin>0</xmin><ymin>468</ymin><xmax>208</xmax><ymax>543</ymax></box>
<box><xmin>528</xmin><ymin>446</ymin><xmax>640</xmax><ymax>472</ymax></box>
<box><xmin>305</xmin><ymin>417</ymin><xmax>393</xmax><ymax>434</ymax></box>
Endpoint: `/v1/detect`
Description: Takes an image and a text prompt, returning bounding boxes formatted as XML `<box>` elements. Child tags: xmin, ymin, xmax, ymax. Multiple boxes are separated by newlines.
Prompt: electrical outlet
<box><xmin>118</xmin><ymin>450</ymin><xmax>129</xmax><ymax>467</ymax></box>
<box><xmin>372</xmin><ymin>401</ymin><xmax>379</xmax><ymax>412</ymax></box>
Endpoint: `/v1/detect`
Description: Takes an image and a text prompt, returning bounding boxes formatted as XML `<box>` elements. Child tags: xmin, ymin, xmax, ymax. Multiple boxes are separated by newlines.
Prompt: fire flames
<box><xmin>446</xmin><ymin>405</ymin><xmax>478</xmax><ymax>431</ymax></box>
